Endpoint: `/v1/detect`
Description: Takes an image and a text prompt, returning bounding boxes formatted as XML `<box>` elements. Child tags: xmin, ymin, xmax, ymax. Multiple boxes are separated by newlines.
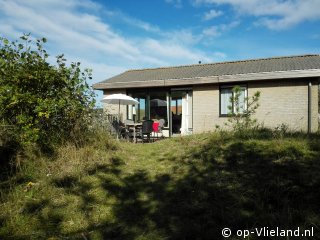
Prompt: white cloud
<box><xmin>165</xmin><ymin>0</ymin><xmax>182</xmax><ymax>8</ymax></box>
<box><xmin>311</xmin><ymin>34</ymin><xmax>320</xmax><ymax>40</ymax></box>
<box><xmin>0</xmin><ymin>0</ymin><xmax>216</xmax><ymax>88</ymax></box>
<box><xmin>202</xmin><ymin>26</ymin><xmax>220</xmax><ymax>37</ymax></box>
<box><xmin>202</xmin><ymin>21</ymin><xmax>240</xmax><ymax>37</ymax></box>
<box><xmin>212</xmin><ymin>51</ymin><xmax>227</xmax><ymax>59</ymax></box>
<box><xmin>103</xmin><ymin>9</ymin><xmax>161</xmax><ymax>33</ymax></box>
<box><xmin>0</xmin><ymin>0</ymin><xmax>140</xmax><ymax>61</ymax></box>
<box><xmin>194</xmin><ymin>0</ymin><xmax>320</xmax><ymax>30</ymax></box>
<box><xmin>203</xmin><ymin>9</ymin><xmax>223</xmax><ymax>21</ymax></box>
<box><xmin>163</xmin><ymin>29</ymin><xmax>203</xmax><ymax>45</ymax></box>
<box><xmin>141</xmin><ymin>38</ymin><xmax>211</xmax><ymax>64</ymax></box>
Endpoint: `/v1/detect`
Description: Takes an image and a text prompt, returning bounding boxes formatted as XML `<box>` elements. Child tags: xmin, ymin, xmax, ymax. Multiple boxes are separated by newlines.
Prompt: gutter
<box><xmin>308</xmin><ymin>81</ymin><xmax>312</xmax><ymax>133</ymax></box>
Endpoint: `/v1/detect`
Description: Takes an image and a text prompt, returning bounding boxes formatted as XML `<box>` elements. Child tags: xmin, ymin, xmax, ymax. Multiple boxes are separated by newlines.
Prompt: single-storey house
<box><xmin>93</xmin><ymin>54</ymin><xmax>320</xmax><ymax>136</ymax></box>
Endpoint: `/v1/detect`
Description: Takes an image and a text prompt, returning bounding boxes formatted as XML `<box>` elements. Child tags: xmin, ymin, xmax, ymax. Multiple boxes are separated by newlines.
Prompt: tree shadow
<box><xmin>2</xmin><ymin>135</ymin><xmax>320</xmax><ymax>239</ymax></box>
<box><xmin>216</xmin><ymin>137</ymin><xmax>320</xmax><ymax>231</ymax></box>
<box><xmin>0</xmin><ymin>141</ymin><xmax>20</xmax><ymax>181</ymax></box>
<box><xmin>93</xmin><ymin>149</ymin><xmax>248</xmax><ymax>239</ymax></box>
<box><xmin>94</xmin><ymin>136</ymin><xmax>320</xmax><ymax>239</ymax></box>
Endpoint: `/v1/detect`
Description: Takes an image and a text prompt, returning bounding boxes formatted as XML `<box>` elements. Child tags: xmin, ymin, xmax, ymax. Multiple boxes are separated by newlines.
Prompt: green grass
<box><xmin>0</xmin><ymin>132</ymin><xmax>320</xmax><ymax>239</ymax></box>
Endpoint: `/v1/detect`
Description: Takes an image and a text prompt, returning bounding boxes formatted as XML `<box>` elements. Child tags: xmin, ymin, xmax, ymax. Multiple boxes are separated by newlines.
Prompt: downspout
<box><xmin>308</xmin><ymin>81</ymin><xmax>312</xmax><ymax>133</ymax></box>
<box><xmin>167</xmin><ymin>92</ymin><xmax>172</xmax><ymax>138</ymax></box>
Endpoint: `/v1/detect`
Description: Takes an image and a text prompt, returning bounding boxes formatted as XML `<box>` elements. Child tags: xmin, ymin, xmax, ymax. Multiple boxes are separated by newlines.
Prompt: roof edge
<box><xmin>123</xmin><ymin>54</ymin><xmax>320</xmax><ymax>73</ymax></box>
<box><xmin>93</xmin><ymin>69</ymin><xmax>320</xmax><ymax>90</ymax></box>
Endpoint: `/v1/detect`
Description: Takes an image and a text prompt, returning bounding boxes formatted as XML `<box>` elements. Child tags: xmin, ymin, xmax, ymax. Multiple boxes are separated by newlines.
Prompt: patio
<box><xmin>113</xmin><ymin>119</ymin><xmax>166</xmax><ymax>143</ymax></box>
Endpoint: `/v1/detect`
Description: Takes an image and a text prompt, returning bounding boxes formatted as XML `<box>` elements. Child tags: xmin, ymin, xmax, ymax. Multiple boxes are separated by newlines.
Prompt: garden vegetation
<box><xmin>0</xmin><ymin>35</ymin><xmax>319</xmax><ymax>240</ymax></box>
<box><xmin>0</xmin><ymin>34</ymin><xmax>95</xmax><ymax>150</ymax></box>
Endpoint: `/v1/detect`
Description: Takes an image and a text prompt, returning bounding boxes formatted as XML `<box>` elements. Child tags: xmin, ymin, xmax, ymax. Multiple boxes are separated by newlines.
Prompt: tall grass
<box><xmin>0</xmin><ymin>129</ymin><xmax>118</xmax><ymax>239</ymax></box>
<box><xmin>0</xmin><ymin>131</ymin><xmax>320</xmax><ymax>239</ymax></box>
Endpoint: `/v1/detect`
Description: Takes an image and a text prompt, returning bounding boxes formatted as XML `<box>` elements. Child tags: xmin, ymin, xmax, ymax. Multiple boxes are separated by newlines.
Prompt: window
<box><xmin>133</xmin><ymin>97</ymin><xmax>146</xmax><ymax>122</ymax></box>
<box><xmin>127</xmin><ymin>93</ymin><xmax>147</xmax><ymax>122</ymax></box>
<box><xmin>150</xmin><ymin>91</ymin><xmax>168</xmax><ymax>126</ymax></box>
<box><xmin>127</xmin><ymin>90</ymin><xmax>170</xmax><ymax>126</ymax></box>
<box><xmin>220</xmin><ymin>85</ymin><xmax>247</xmax><ymax>116</ymax></box>
<box><xmin>171</xmin><ymin>98</ymin><xmax>182</xmax><ymax>115</ymax></box>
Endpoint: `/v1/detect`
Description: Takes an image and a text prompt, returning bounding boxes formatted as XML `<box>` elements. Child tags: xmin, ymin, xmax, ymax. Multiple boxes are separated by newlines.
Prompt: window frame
<box><xmin>219</xmin><ymin>84</ymin><xmax>248</xmax><ymax>117</ymax></box>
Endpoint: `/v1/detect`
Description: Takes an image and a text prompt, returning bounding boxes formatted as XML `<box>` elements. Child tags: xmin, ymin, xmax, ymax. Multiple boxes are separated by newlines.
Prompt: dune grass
<box><xmin>0</xmin><ymin>132</ymin><xmax>320</xmax><ymax>239</ymax></box>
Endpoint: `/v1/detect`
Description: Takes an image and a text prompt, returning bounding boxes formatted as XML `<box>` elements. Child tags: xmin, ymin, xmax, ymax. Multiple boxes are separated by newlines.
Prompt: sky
<box><xmin>0</xmin><ymin>0</ymin><xmax>319</xmax><ymax>106</ymax></box>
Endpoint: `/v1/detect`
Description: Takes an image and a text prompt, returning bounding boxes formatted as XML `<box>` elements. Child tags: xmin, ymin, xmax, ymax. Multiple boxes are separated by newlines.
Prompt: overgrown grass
<box><xmin>0</xmin><ymin>132</ymin><xmax>320</xmax><ymax>239</ymax></box>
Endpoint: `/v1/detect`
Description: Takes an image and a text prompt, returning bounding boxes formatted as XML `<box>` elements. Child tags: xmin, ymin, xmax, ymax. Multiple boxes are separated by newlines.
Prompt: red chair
<box><xmin>152</xmin><ymin>122</ymin><xmax>160</xmax><ymax>140</ymax></box>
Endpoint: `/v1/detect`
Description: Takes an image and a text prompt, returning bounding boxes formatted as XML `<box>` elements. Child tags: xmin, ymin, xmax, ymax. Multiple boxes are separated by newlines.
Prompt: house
<box><xmin>93</xmin><ymin>55</ymin><xmax>320</xmax><ymax>136</ymax></box>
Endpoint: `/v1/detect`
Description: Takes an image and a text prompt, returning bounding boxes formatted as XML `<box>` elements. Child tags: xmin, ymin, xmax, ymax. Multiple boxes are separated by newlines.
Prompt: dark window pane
<box><xmin>150</xmin><ymin>92</ymin><xmax>168</xmax><ymax>126</ymax></box>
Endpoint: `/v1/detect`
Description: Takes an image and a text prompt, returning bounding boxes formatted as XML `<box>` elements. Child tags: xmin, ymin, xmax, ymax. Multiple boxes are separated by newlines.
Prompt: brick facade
<box><xmin>102</xmin><ymin>78</ymin><xmax>319</xmax><ymax>133</ymax></box>
<box><xmin>193</xmin><ymin>78</ymin><xmax>319</xmax><ymax>133</ymax></box>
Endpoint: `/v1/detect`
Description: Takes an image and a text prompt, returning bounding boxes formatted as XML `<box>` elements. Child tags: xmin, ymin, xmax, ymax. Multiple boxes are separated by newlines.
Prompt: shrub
<box><xmin>224</xmin><ymin>86</ymin><xmax>261</xmax><ymax>137</ymax></box>
<box><xmin>0</xmin><ymin>34</ymin><xmax>95</xmax><ymax>149</ymax></box>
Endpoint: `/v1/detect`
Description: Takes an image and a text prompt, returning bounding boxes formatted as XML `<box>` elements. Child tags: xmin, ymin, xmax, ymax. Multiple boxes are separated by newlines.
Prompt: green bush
<box><xmin>225</xmin><ymin>86</ymin><xmax>261</xmax><ymax>135</ymax></box>
<box><xmin>0</xmin><ymin>34</ymin><xmax>95</xmax><ymax>149</ymax></box>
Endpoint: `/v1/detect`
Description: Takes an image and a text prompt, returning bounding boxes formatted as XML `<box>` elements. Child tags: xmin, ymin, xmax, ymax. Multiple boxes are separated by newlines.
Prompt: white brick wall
<box><xmin>193</xmin><ymin>78</ymin><xmax>319</xmax><ymax>133</ymax></box>
<box><xmin>103</xmin><ymin>78</ymin><xmax>319</xmax><ymax>133</ymax></box>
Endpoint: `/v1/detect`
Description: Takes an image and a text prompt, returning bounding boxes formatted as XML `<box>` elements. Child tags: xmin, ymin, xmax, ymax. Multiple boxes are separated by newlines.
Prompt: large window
<box><xmin>135</xmin><ymin>97</ymin><xmax>146</xmax><ymax>122</ymax></box>
<box><xmin>127</xmin><ymin>93</ymin><xmax>147</xmax><ymax>122</ymax></box>
<box><xmin>171</xmin><ymin>95</ymin><xmax>182</xmax><ymax>134</ymax></box>
<box><xmin>127</xmin><ymin>90</ymin><xmax>168</xmax><ymax>126</ymax></box>
<box><xmin>220</xmin><ymin>85</ymin><xmax>247</xmax><ymax>116</ymax></box>
<box><xmin>150</xmin><ymin>91</ymin><xmax>168</xmax><ymax>127</ymax></box>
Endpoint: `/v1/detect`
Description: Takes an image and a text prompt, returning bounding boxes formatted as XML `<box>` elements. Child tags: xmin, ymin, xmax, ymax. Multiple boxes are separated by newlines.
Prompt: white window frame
<box><xmin>220</xmin><ymin>85</ymin><xmax>247</xmax><ymax>116</ymax></box>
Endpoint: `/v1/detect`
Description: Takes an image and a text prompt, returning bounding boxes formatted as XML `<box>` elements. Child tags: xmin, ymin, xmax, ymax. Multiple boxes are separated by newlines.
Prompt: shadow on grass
<box><xmin>1</xmin><ymin>135</ymin><xmax>320</xmax><ymax>239</ymax></box>
<box><xmin>0</xmin><ymin>141</ymin><xmax>20</xmax><ymax>181</ymax></box>
<box><xmin>87</xmin><ymin>136</ymin><xmax>320</xmax><ymax>239</ymax></box>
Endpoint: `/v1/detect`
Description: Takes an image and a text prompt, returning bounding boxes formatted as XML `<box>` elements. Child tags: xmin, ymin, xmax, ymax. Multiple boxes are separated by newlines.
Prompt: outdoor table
<box><xmin>125</xmin><ymin>122</ymin><xmax>142</xmax><ymax>143</ymax></box>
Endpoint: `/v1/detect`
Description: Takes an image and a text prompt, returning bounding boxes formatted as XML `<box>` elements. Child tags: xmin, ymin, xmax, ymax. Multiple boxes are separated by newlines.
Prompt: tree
<box><xmin>225</xmin><ymin>85</ymin><xmax>261</xmax><ymax>134</ymax></box>
<box><xmin>0</xmin><ymin>34</ymin><xmax>95</xmax><ymax>148</ymax></box>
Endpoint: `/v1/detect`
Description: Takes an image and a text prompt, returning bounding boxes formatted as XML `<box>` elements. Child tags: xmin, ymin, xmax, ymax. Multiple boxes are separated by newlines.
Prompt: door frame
<box><xmin>170</xmin><ymin>88</ymin><xmax>193</xmax><ymax>137</ymax></box>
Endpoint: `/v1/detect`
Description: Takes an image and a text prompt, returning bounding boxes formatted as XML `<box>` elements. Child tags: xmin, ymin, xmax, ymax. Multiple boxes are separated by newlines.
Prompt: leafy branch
<box><xmin>225</xmin><ymin>86</ymin><xmax>261</xmax><ymax>133</ymax></box>
<box><xmin>0</xmin><ymin>34</ymin><xmax>96</xmax><ymax>149</ymax></box>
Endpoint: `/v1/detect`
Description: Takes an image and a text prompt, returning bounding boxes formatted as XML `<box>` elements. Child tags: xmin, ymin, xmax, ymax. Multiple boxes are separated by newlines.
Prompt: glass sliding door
<box><xmin>171</xmin><ymin>95</ymin><xmax>182</xmax><ymax>134</ymax></box>
<box><xmin>128</xmin><ymin>92</ymin><xmax>147</xmax><ymax>122</ymax></box>
<box><xmin>127</xmin><ymin>88</ymin><xmax>193</xmax><ymax>137</ymax></box>
<box><xmin>136</xmin><ymin>97</ymin><xmax>146</xmax><ymax>122</ymax></box>
<box><xmin>149</xmin><ymin>91</ymin><xmax>168</xmax><ymax>127</ymax></box>
<box><xmin>171</xmin><ymin>89</ymin><xmax>193</xmax><ymax>136</ymax></box>
<box><xmin>181</xmin><ymin>91</ymin><xmax>192</xmax><ymax>135</ymax></box>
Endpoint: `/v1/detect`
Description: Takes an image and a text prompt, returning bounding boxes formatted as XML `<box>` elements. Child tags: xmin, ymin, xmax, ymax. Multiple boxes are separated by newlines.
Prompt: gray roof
<box><xmin>94</xmin><ymin>54</ymin><xmax>320</xmax><ymax>89</ymax></box>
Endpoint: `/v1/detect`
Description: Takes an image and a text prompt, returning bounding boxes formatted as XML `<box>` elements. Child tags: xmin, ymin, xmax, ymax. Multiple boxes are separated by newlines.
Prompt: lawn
<box><xmin>0</xmin><ymin>132</ymin><xmax>320</xmax><ymax>239</ymax></box>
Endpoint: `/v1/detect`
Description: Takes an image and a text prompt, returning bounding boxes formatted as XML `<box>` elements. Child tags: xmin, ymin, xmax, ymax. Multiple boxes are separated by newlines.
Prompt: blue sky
<box><xmin>0</xmin><ymin>0</ymin><xmax>319</xmax><ymax>105</ymax></box>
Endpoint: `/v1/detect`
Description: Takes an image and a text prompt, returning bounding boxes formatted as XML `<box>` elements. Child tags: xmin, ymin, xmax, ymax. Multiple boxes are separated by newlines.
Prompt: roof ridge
<box><xmin>125</xmin><ymin>54</ymin><xmax>320</xmax><ymax>72</ymax></box>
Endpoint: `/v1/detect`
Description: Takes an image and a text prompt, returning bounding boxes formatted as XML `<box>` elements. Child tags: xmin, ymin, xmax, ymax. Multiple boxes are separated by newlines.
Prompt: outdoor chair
<box><xmin>124</xmin><ymin>119</ymin><xmax>135</xmax><ymax>142</ymax></box>
<box><xmin>152</xmin><ymin>119</ymin><xmax>165</xmax><ymax>139</ymax></box>
<box><xmin>158</xmin><ymin>119</ymin><xmax>165</xmax><ymax>138</ymax></box>
<box><xmin>152</xmin><ymin>122</ymin><xmax>160</xmax><ymax>139</ymax></box>
<box><xmin>136</xmin><ymin>120</ymin><xmax>154</xmax><ymax>143</ymax></box>
<box><xmin>112</xmin><ymin>120</ymin><xmax>129</xmax><ymax>140</ymax></box>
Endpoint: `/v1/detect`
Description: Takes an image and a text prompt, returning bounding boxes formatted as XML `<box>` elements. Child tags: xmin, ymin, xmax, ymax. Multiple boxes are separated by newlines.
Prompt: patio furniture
<box><xmin>136</xmin><ymin>120</ymin><xmax>154</xmax><ymax>143</ymax></box>
<box><xmin>125</xmin><ymin>122</ymin><xmax>142</xmax><ymax>143</ymax></box>
<box><xmin>152</xmin><ymin>119</ymin><xmax>165</xmax><ymax>139</ymax></box>
<box><xmin>112</xmin><ymin>120</ymin><xmax>128</xmax><ymax>140</ymax></box>
<box><xmin>101</xmin><ymin>94</ymin><xmax>139</xmax><ymax>139</ymax></box>
<box><xmin>158</xmin><ymin>118</ymin><xmax>165</xmax><ymax>138</ymax></box>
<box><xmin>152</xmin><ymin>122</ymin><xmax>160</xmax><ymax>139</ymax></box>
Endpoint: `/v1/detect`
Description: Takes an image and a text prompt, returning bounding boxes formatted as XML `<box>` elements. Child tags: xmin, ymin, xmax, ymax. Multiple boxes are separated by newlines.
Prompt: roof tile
<box><xmin>94</xmin><ymin>55</ymin><xmax>320</xmax><ymax>88</ymax></box>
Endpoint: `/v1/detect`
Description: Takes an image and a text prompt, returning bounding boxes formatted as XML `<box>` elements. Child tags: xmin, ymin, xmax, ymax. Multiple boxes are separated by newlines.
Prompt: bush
<box><xmin>0</xmin><ymin>34</ymin><xmax>95</xmax><ymax>150</ymax></box>
<box><xmin>83</xmin><ymin>110</ymin><xmax>118</xmax><ymax>150</ymax></box>
<box><xmin>225</xmin><ymin>86</ymin><xmax>261</xmax><ymax>133</ymax></box>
